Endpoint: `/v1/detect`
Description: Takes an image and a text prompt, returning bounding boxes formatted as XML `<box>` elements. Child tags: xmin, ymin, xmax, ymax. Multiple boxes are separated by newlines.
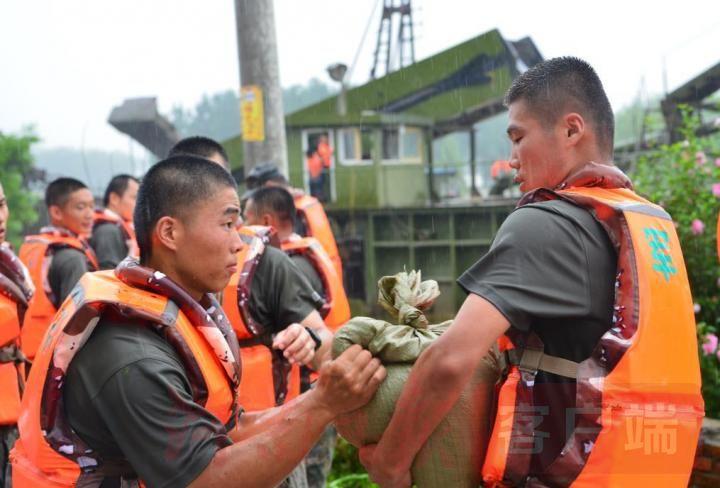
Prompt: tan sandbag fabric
<box><xmin>332</xmin><ymin>271</ymin><xmax>501</xmax><ymax>488</ymax></box>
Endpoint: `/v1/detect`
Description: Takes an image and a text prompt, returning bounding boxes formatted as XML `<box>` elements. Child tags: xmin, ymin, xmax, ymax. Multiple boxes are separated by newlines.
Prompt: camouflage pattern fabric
<box><xmin>305</xmin><ymin>425</ymin><xmax>336</xmax><ymax>488</ymax></box>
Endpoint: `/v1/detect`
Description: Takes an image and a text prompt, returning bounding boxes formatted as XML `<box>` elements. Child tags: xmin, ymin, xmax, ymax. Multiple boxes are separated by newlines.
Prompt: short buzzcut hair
<box><xmin>168</xmin><ymin>136</ymin><xmax>229</xmax><ymax>167</ymax></box>
<box><xmin>45</xmin><ymin>177</ymin><xmax>88</xmax><ymax>209</ymax></box>
<box><xmin>103</xmin><ymin>174</ymin><xmax>139</xmax><ymax>207</ymax></box>
<box><xmin>134</xmin><ymin>155</ymin><xmax>237</xmax><ymax>263</ymax></box>
<box><xmin>504</xmin><ymin>57</ymin><xmax>615</xmax><ymax>157</ymax></box>
<box><xmin>247</xmin><ymin>186</ymin><xmax>296</xmax><ymax>225</ymax></box>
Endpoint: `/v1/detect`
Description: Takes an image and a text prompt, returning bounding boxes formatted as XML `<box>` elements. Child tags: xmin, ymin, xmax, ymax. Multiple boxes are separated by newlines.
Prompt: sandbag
<box><xmin>332</xmin><ymin>271</ymin><xmax>501</xmax><ymax>488</ymax></box>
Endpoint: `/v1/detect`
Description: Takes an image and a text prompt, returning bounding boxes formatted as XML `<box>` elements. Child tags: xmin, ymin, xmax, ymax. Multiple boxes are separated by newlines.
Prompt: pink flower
<box><xmin>691</xmin><ymin>219</ymin><xmax>705</xmax><ymax>235</ymax></box>
<box><xmin>696</xmin><ymin>151</ymin><xmax>707</xmax><ymax>165</ymax></box>
<box><xmin>712</xmin><ymin>183</ymin><xmax>720</xmax><ymax>198</ymax></box>
<box><xmin>702</xmin><ymin>333</ymin><xmax>718</xmax><ymax>355</ymax></box>
<box><xmin>715</xmin><ymin>158</ymin><xmax>720</xmax><ymax>167</ymax></box>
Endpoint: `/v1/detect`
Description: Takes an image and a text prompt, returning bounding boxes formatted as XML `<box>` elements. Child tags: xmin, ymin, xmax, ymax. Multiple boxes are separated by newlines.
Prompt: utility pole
<box><xmin>234</xmin><ymin>0</ymin><xmax>288</xmax><ymax>176</ymax></box>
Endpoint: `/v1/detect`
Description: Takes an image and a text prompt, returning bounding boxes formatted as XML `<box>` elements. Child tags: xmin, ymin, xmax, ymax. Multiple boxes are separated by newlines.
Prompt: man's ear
<box><xmin>155</xmin><ymin>216</ymin><xmax>181</xmax><ymax>252</ymax></box>
<box><xmin>564</xmin><ymin>112</ymin><xmax>586</xmax><ymax>147</ymax></box>
<box><xmin>48</xmin><ymin>205</ymin><xmax>63</xmax><ymax>224</ymax></box>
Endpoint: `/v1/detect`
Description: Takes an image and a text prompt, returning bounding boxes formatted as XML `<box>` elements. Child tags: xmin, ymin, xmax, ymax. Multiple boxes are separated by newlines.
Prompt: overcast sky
<box><xmin>2</xmin><ymin>0</ymin><xmax>719</xmax><ymax>154</ymax></box>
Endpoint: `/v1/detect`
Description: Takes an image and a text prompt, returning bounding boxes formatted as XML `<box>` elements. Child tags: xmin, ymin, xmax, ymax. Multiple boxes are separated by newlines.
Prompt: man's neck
<box><xmin>145</xmin><ymin>255</ymin><xmax>203</xmax><ymax>302</ymax></box>
<box><xmin>106</xmin><ymin>207</ymin><xmax>131</xmax><ymax>223</ymax></box>
<box><xmin>277</xmin><ymin>227</ymin><xmax>296</xmax><ymax>242</ymax></box>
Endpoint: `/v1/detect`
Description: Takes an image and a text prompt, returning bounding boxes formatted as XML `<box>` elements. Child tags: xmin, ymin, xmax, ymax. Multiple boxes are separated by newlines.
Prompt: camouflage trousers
<box><xmin>1</xmin><ymin>425</ymin><xmax>18</xmax><ymax>488</ymax></box>
<box><xmin>283</xmin><ymin>459</ymin><xmax>309</xmax><ymax>488</ymax></box>
<box><xmin>305</xmin><ymin>425</ymin><xmax>336</xmax><ymax>488</ymax></box>
<box><xmin>280</xmin><ymin>425</ymin><xmax>336</xmax><ymax>488</ymax></box>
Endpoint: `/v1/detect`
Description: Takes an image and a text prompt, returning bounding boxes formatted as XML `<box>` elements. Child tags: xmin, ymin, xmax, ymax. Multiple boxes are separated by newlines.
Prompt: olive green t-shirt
<box><xmin>247</xmin><ymin>246</ymin><xmax>321</xmax><ymax>331</ymax></box>
<box><xmin>91</xmin><ymin>222</ymin><xmax>129</xmax><ymax>270</ymax></box>
<box><xmin>48</xmin><ymin>247</ymin><xmax>91</xmax><ymax>308</ymax></box>
<box><xmin>64</xmin><ymin>246</ymin><xmax>322</xmax><ymax>487</ymax></box>
<box><xmin>457</xmin><ymin>199</ymin><xmax>616</xmax><ymax>476</ymax></box>
<box><xmin>289</xmin><ymin>254</ymin><xmax>324</xmax><ymax>299</ymax></box>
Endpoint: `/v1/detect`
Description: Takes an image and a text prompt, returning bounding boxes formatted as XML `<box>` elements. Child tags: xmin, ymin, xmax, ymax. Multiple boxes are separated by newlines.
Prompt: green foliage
<box><xmin>171</xmin><ymin>90</ymin><xmax>241</xmax><ymax>142</ymax></box>
<box><xmin>0</xmin><ymin>130</ymin><xmax>40</xmax><ymax>248</ymax></box>
<box><xmin>328</xmin><ymin>438</ymin><xmax>376</xmax><ymax>488</ymax></box>
<box><xmin>282</xmin><ymin>78</ymin><xmax>336</xmax><ymax>115</ymax></box>
<box><xmin>632</xmin><ymin>106</ymin><xmax>720</xmax><ymax>416</ymax></box>
<box><xmin>613</xmin><ymin>95</ymin><xmax>665</xmax><ymax>147</ymax></box>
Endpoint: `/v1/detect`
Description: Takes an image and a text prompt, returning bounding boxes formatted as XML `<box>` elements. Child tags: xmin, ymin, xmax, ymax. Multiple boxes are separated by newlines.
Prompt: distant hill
<box><xmin>31</xmin><ymin>146</ymin><xmax>152</xmax><ymax>196</ymax></box>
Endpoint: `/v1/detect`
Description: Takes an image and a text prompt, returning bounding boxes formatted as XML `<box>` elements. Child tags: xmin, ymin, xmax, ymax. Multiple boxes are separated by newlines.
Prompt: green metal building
<box><xmin>224</xmin><ymin>28</ymin><xmax>542</xmax><ymax>317</ymax></box>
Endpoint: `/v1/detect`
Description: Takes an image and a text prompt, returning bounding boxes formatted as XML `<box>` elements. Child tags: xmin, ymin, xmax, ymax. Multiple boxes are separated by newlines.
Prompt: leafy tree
<box><xmin>282</xmin><ymin>77</ymin><xmax>336</xmax><ymax>114</ymax></box>
<box><xmin>0</xmin><ymin>130</ymin><xmax>40</xmax><ymax>248</ymax></box>
<box><xmin>613</xmin><ymin>95</ymin><xmax>665</xmax><ymax>148</ymax></box>
<box><xmin>170</xmin><ymin>90</ymin><xmax>241</xmax><ymax>142</ymax></box>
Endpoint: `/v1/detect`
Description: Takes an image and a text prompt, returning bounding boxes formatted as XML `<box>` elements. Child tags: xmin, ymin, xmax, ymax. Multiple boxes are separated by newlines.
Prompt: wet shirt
<box><xmin>457</xmin><ymin>199</ymin><xmax>616</xmax><ymax>474</ymax></box>
<box><xmin>91</xmin><ymin>223</ymin><xmax>129</xmax><ymax>270</ymax></box>
<box><xmin>247</xmin><ymin>246</ymin><xmax>320</xmax><ymax>331</ymax></box>
<box><xmin>48</xmin><ymin>248</ymin><xmax>91</xmax><ymax>308</ymax></box>
<box><xmin>64</xmin><ymin>247</ymin><xmax>320</xmax><ymax>486</ymax></box>
<box><xmin>64</xmin><ymin>317</ymin><xmax>231</xmax><ymax>488</ymax></box>
<box><xmin>289</xmin><ymin>254</ymin><xmax>324</xmax><ymax>299</ymax></box>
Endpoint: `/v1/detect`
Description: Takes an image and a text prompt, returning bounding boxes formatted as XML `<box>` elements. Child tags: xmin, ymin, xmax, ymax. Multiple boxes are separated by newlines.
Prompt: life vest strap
<box><xmin>0</xmin><ymin>344</ymin><xmax>27</xmax><ymax>365</ymax></box>
<box><xmin>507</xmin><ymin>348</ymin><xmax>579</xmax><ymax>379</ymax></box>
<box><xmin>237</xmin><ymin>333</ymin><xmax>272</xmax><ymax>348</ymax></box>
<box><xmin>237</xmin><ymin>332</ymin><xmax>295</xmax><ymax>407</ymax></box>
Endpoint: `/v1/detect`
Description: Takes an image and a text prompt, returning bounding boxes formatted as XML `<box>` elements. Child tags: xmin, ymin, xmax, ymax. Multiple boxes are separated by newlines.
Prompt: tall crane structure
<box><xmin>370</xmin><ymin>0</ymin><xmax>416</xmax><ymax>79</ymax></box>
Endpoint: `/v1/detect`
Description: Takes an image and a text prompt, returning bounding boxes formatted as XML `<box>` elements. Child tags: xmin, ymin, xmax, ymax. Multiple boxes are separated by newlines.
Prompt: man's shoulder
<box><xmin>92</xmin><ymin>221</ymin><xmax>123</xmax><ymax>238</ymax></box>
<box><xmin>289</xmin><ymin>252</ymin><xmax>313</xmax><ymax>270</ymax></box>
<box><xmin>50</xmin><ymin>246</ymin><xmax>88</xmax><ymax>269</ymax></box>
<box><xmin>70</xmin><ymin>317</ymin><xmax>182</xmax><ymax>383</ymax></box>
<box><xmin>290</xmin><ymin>253</ymin><xmax>323</xmax><ymax>287</ymax></box>
<box><xmin>505</xmin><ymin>199</ymin><xmax>601</xmax><ymax>235</ymax></box>
<box><xmin>257</xmin><ymin>245</ymin><xmax>293</xmax><ymax>272</ymax></box>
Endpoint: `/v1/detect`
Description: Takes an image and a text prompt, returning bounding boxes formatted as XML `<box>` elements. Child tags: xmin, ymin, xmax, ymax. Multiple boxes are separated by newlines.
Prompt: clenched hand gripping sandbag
<box><xmin>332</xmin><ymin>270</ymin><xmax>501</xmax><ymax>487</ymax></box>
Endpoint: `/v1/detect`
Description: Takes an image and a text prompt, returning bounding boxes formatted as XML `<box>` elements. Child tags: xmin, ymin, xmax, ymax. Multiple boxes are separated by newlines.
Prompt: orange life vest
<box><xmin>491</xmin><ymin>160</ymin><xmax>513</xmax><ymax>179</ymax></box>
<box><xmin>93</xmin><ymin>208</ymin><xmax>139</xmax><ymax>259</ymax></box>
<box><xmin>307</xmin><ymin>152</ymin><xmax>324</xmax><ymax>179</ymax></box>
<box><xmin>294</xmin><ymin>194</ymin><xmax>343</xmax><ymax>281</ymax></box>
<box><xmin>18</xmin><ymin>228</ymin><xmax>99</xmax><ymax>360</ymax></box>
<box><xmin>10</xmin><ymin>262</ymin><xmax>240</xmax><ymax>487</ymax></box>
<box><xmin>223</xmin><ymin>228</ymin><xmax>301</xmax><ymax>411</ymax></box>
<box><xmin>482</xmin><ymin>164</ymin><xmax>704</xmax><ymax>487</ymax></box>
<box><xmin>281</xmin><ymin>235</ymin><xmax>350</xmax><ymax>332</ymax></box>
<box><xmin>0</xmin><ymin>245</ymin><xmax>33</xmax><ymax>425</ymax></box>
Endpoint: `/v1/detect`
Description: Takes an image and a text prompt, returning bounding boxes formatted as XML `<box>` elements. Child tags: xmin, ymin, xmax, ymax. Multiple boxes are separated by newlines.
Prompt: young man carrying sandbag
<box><xmin>332</xmin><ymin>271</ymin><xmax>501</xmax><ymax>487</ymax></box>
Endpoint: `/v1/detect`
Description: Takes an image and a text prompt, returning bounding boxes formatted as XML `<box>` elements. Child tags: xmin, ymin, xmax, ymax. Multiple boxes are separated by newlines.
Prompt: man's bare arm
<box><xmin>363</xmin><ymin>294</ymin><xmax>510</xmax><ymax>485</ymax></box>
<box><xmin>189</xmin><ymin>345</ymin><xmax>385</xmax><ymax>488</ymax></box>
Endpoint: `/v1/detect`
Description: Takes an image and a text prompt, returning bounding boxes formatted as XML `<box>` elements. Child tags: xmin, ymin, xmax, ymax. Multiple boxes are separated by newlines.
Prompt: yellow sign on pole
<box><xmin>240</xmin><ymin>85</ymin><xmax>265</xmax><ymax>142</ymax></box>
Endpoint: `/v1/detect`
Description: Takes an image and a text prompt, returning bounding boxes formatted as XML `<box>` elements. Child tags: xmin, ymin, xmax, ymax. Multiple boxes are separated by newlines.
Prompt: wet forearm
<box><xmin>374</xmin><ymin>294</ymin><xmax>509</xmax><ymax>476</ymax></box>
<box><xmin>375</xmin><ymin>343</ymin><xmax>477</xmax><ymax>473</ymax></box>
<box><xmin>191</xmin><ymin>390</ymin><xmax>333</xmax><ymax>487</ymax></box>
